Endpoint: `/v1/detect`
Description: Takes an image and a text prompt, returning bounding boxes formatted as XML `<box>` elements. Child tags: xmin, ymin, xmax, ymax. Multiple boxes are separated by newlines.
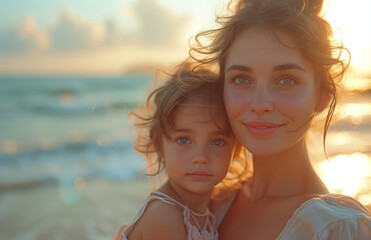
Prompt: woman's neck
<box><xmin>250</xmin><ymin>139</ymin><xmax>328</xmax><ymax>202</ymax></box>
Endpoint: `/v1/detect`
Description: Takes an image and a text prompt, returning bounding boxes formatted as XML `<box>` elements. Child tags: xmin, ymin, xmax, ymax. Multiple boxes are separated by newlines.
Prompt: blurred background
<box><xmin>0</xmin><ymin>0</ymin><xmax>370</xmax><ymax>239</ymax></box>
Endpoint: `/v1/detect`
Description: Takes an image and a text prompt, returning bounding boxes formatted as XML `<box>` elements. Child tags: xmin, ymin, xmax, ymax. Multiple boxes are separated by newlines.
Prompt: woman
<box><xmin>190</xmin><ymin>0</ymin><xmax>371</xmax><ymax>239</ymax></box>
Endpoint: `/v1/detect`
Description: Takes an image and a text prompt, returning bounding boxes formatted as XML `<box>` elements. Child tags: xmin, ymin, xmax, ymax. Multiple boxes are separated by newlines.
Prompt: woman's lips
<box><xmin>187</xmin><ymin>171</ymin><xmax>211</xmax><ymax>181</ymax></box>
<box><xmin>244</xmin><ymin>121</ymin><xmax>282</xmax><ymax>136</ymax></box>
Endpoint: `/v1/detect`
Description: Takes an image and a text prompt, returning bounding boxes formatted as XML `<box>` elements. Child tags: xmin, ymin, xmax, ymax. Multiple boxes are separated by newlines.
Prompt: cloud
<box><xmin>0</xmin><ymin>0</ymin><xmax>195</xmax><ymax>74</ymax></box>
<box><xmin>0</xmin><ymin>15</ymin><xmax>49</xmax><ymax>53</ymax></box>
<box><xmin>132</xmin><ymin>0</ymin><xmax>192</xmax><ymax>47</ymax></box>
<box><xmin>102</xmin><ymin>19</ymin><xmax>127</xmax><ymax>45</ymax></box>
<box><xmin>0</xmin><ymin>0</ymin><xmax>193</xmax><ymax>54</ymax></box>
<box><xmin>49</xmin><ymin>10</ymin><xmax>105</xmax><ymax>51</ymax></box>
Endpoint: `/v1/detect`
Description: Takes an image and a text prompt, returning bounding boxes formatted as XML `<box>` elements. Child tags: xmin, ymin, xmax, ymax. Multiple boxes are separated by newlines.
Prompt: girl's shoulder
<box><xmin>113</xmin><ymin>191</ymin><xmax>186</xmax><ymax>240</ymax></box>
<box><xmin>277</xmin><ymin>193</ymin><xmax>371</xmax><ymax>240</ymax></box>
<box><xmin>135</xmin><ymin>198</ymin><xmax>187</xmax><ymax>238</ymax></box>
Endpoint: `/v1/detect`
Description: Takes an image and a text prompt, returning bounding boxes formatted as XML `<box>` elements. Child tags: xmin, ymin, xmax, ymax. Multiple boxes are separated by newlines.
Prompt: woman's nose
<box><xmin>249</xmin><ymin>86</ymin><xmax>273</xmax><ymax>114</ymax></box>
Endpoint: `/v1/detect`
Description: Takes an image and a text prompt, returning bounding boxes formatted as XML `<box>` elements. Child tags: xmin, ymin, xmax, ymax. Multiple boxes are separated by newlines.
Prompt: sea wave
<box><xmin>0</xmin><ymin>75</ymin><xmax>153</xmax><ymax>115</ymax></box>
<box><xmin>0</xmin><ymin>139</ymin><xmax>147</xmax><ymax>188</ymax></box>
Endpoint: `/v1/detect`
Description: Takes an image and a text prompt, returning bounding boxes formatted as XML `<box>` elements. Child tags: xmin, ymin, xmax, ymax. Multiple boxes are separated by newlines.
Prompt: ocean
<box><xmin>0</xmin><ymin>75</ymin><xmax>154</xmax><ymax>188</ymax></box>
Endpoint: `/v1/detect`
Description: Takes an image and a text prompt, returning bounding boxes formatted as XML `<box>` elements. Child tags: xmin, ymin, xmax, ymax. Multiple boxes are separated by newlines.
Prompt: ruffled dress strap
<box><xmin>119</xmin><ymin>191</ymin><xmax>218</xmax><ymax>240</ymax></box>
<box><xmin>151</xmin><ymin>191</ymin><xmax>218</xmax><ymax>240</ymax></box>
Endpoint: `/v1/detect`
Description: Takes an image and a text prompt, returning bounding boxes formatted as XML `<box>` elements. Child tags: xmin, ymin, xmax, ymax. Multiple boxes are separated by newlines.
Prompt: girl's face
<box><xmin>223</xmin><ymin>26</ymin><xmax>318</xmax><ymax>157</ymax></box>
<box><xmin>162</xmin><ymin>103</ymin><xmax>235</xmax><ymax>194</ymax></box>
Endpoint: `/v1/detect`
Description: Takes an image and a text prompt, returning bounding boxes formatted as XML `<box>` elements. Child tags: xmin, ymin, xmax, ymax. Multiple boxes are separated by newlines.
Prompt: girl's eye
<box><xmin>278</xmin><ymin>76</ymin><xmax>296</xmax><ymax>86</ymax></box>
<box><xmin>176</xmin><ymin>137</ymin><xmax>191</xmax><ymax>145</ymax></box>
<box><xmin>212</xmin><ymin>139</ymin><xmax>225</xmax><ymax>146</ymax></box>
<box><xmin>232</xmin><ymin>76</ymin><xmax>252</xmax><ymax>85</ymax></box>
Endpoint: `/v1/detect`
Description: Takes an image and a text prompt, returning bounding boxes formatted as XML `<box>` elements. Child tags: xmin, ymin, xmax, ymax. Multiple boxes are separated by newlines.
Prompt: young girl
<box><xmin>190</xmin><ymin>0</ymin><xmax>371</xmax><ymax>239</ymax></box>
<box><xmin>114</xmin><ymin>62</ymin><xmax>247</xmax><ymax>240</ymax></box>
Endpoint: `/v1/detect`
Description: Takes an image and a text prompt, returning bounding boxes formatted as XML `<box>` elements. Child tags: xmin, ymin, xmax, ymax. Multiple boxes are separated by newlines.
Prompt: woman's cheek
<box><xmin>224</xmin><ymin>89</ymin><xmax>249</xmax><ymax>118</ymax></box>
<box><xmin>276</xmin><ymin>91</ymin><xmax>316</xmax><ymax>119</ymax></box>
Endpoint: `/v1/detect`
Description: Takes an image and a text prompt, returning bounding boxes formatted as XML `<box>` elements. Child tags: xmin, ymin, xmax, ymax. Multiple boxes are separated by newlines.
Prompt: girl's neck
<box><xmin>158</xmin><ymin>181</ymin><xmax>212</xmax><ymax>214</ymax></box>
<box><xmin>250</xmin><ymin>139</ymin><xmax>328</xmax><ymax>202</ymax></box>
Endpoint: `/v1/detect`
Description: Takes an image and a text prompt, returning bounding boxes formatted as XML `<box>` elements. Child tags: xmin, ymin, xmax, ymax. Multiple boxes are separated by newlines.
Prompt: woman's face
<box><xmin>223</xmin><ymin>26</ymin><xmax>318</xmax><ymax>157</ymax></box>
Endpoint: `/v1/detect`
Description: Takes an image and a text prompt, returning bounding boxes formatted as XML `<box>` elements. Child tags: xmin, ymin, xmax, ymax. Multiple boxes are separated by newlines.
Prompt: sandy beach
<box><xmin>1</xmin><ymin>176</ymin><xmax>370</xmax><ymax>240</ymax></box>
<box><xmin>0</xmin><ymin>179</ymin><xmax>153</xmax><ymax>240</ymax></box>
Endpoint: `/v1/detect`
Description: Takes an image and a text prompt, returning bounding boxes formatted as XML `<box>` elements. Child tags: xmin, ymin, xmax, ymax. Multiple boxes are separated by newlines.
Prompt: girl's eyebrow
<box><xmin>172</xmin><ymin>128</ymin><xmax>227</xmax><ymax>136</ymax></box>
<box><xmin>226</xmin><ymin>63</ymin><xmax>305</xmax><ymax>73</ymax></box>
<box><xmin>172</xmin><ymin>128</ymin><xmax>192</xmax><ymax>133</ymax></box>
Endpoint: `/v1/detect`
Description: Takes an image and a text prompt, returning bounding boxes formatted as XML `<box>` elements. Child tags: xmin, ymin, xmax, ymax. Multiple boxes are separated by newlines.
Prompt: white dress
<box><xmin>213</xmin><ymin>190</ymin><xmax>371</xmax><ymax>239</ymax></box>
<box><xmin>120</xmin><ymin>191</ymin><xmax>219</xmax><ymax>240</ymax></box>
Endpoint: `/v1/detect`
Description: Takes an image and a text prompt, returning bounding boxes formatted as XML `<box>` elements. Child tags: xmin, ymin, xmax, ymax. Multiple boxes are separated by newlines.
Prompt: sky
<box><xmin>0</xmin><ymin>0</ymin><xmax>370</xmax><ymax>76</ymax></box>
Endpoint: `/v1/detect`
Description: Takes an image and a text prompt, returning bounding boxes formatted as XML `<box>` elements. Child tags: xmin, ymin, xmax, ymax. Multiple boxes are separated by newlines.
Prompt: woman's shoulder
<box><xmin>300</xmin><ymin>193</ymin><xmax>371</xmax><ymax>220</ymax></box>
<box><xmin>277</xmin><ymin>193</ymin><xmax>371</xmax><ymax>239</ymax></box>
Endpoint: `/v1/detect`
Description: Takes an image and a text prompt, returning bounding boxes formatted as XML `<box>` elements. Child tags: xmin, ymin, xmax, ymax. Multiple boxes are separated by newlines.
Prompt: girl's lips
<box><xmin>187</xmin><ymin>171</ymin><xmax>211</xmax><ymax>181</ymax></box>
<box><xmin>244</xmin><ymin>121</ymin><xmax>283</xmax><ymax>137</ymax></box>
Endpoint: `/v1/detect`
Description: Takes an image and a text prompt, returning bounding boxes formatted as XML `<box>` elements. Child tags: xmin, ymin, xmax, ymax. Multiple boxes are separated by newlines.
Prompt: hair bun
<box><xmin>292</xmin><ymin>0</ymin><xmax>324</xmax><ymax>15</ymax></box>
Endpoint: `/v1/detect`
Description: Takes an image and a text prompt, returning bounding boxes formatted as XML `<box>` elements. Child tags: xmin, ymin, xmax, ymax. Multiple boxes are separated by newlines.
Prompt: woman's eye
<box><xmin>176</xmin><ymin>137</ymin><xmax>190</xmax><ymax>145</ymax></box>
<box><xmin>278</xmin><ymin>76</ymin><xmax>296</xmax><ymax>86</ymax></box>
<box><xmin>212</xmin><ymin>139</ymin><xmax>225</xmax><ymax>146</ymax></box>
<box><xmin>232</xmin><ymin>76</ymin><xmax>252</xmax><ymax>85</ymax></box>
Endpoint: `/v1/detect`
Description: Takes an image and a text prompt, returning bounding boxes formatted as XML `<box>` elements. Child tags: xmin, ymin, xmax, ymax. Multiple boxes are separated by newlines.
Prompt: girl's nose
<box><xmin>192</xmin><ymin>146</ymin><xmax>209</xmax><ymax>165</ymax></box>
<box><xmin>249</xmin><ymin>86</ymin><xmax>273</xmax><ymax>114</ymax></box>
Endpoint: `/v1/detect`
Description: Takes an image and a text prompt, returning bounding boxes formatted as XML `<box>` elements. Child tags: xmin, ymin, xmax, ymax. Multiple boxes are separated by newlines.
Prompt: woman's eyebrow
<box><xmin>226</xmin><ymin>63</ymin><xmax>305</xmax><ymax>73</ymax></box>
<box><xmin>272</xmin><ymin>63</ymin><xmax>305</xmax><ymax>72</ymax></box>
<box><xmin>226</xmin><ymin>65</ymin><xmax>252</xmax><ymax>73</ymax></box>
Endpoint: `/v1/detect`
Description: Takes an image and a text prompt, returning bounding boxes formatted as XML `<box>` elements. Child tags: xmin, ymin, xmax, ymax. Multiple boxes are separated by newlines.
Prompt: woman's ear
<box><xmin>316</xmin><ymin>91</ymin><xmax>332</xmax><ymax>113</ymax></box>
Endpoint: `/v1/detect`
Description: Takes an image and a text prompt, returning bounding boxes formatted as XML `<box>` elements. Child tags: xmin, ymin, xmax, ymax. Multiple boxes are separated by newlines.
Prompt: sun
<box><xmin>324</xmin><ymin>0</ymin><xmax>371</xmax><ymax>74</ymax></box>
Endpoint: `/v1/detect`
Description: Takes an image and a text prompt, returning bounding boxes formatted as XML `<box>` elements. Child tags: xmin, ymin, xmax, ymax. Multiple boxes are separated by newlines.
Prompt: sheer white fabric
<box><xmin>213</xmin><ymin>191</ymin><xmax>371</xmax><ymax>240</ymax></box>
<box><xmin>120</xmin><ymin>191</ymin><xmax>218</xmax><ymax>240</ymax></box>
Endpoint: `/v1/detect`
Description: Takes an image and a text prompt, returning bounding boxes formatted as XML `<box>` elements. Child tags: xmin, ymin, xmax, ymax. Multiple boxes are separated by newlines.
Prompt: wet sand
<box><xmin>0</xmin><ymin>179</ymin><xmax>152</xmax><ymax>240</ymax></box>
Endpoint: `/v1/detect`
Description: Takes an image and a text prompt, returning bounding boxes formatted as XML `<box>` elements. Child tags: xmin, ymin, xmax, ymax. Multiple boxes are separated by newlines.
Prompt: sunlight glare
<box><xmin>359</xmin><ymin>194</ymin><xmax>371</xmax><ymax>206</ymax></box>
<box><xmin>343</xmin><ymin>103</ymin><xmax>371</xmax><ymax>126</ymax></box>
<box><xmin>324</xmin><ymin>0</ymin><xmax>371</xmax><ymax>74</ymax></box>
<box><xmin>325</xmin><ymin>132</ymin><xmax>351</xmax><ymax>145</ymax></box>
<box><xmin>344</xmin><ymin>78</ymin><xmax>371</xmax><ymax>91</ymax></box>
<box><xmin>319</xmin><ymin>153</ymin><xmax>371</xmax><ymax>197</ymax></box>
